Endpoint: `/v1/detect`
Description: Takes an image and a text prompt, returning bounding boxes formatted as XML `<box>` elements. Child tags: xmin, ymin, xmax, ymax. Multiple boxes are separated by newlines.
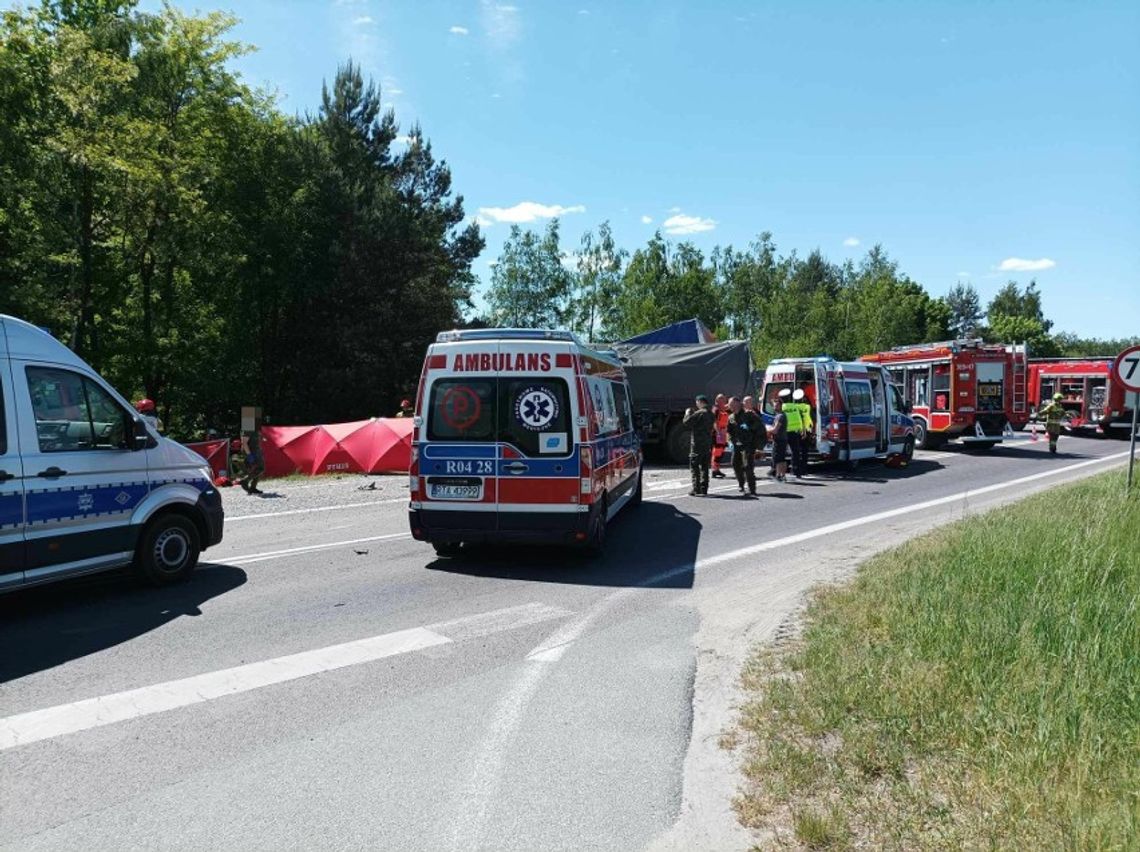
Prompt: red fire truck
<box><xmin>861</xmin><ymin>339</ymin><xmax>1030</xmax><ymax>449</ymax></box>
<box><xmin>1027</xmin><ymin>358</ymin><xmax>1135</xmax><ymax>437</ymax></box>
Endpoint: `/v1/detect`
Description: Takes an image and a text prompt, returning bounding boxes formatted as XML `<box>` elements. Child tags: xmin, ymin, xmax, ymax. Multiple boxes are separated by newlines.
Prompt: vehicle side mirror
<box><xmin>132</xmin><ymin>418</ymin><xmax>151</xmax><ymax>451</ymax></box>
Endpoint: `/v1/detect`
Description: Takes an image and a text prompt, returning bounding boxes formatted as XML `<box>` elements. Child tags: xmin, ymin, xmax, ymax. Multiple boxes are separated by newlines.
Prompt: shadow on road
<box><xmin>0</xmin><ymin>564</ymin><xmax>247</xmax><ymax>684</ymax></box>
<box><xmin>427</xmin><ymin>501</ymin><xmax>700</xmax><ymax>589</ymax></box>
<box><xmin>809</xmin><ymin>457</ymin><xmax>945</xmax><ymax>484</ymax></box>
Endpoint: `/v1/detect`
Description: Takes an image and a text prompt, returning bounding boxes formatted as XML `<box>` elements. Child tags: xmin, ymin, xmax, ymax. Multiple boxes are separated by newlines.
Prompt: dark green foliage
<box><xmin>0</xmin><ymin>3</ymin><xmax>480</xmax><ymax>437</ymax></box>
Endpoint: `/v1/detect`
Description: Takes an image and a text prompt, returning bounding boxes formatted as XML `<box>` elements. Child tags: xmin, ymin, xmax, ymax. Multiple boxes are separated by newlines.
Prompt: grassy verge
<box><xmin>731</xmin><ymin>470</ymin><xmax>1140</xmax><ymax>850</ymax></box>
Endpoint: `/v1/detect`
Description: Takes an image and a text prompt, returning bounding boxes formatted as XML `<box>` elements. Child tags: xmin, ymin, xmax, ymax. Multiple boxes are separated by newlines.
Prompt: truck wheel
<box><xmin>914</xmin><ymin>418</ymin><xmax>939</xmax><ymax>450</ymax></box>
<box><xmin>665</xmin><ymin>423</ymin><xmax>690</xmax><ymax>466</ymax></box>
<box><xmin>630</xmin><ymin>471</ymin><xmax>643</xmax><ymax>507</ymax></box>
<box><xmin>902</xmin><ymin>436</ymin><xmax>915</xmax><ymax>462</ymax></box>
<box><xmin>136</xmin><ymin>514</ymin><xmax>200</xmax><ymax>586</ymax></box>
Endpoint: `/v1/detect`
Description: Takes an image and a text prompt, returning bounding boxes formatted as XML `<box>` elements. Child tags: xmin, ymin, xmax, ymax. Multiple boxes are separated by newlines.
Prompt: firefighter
<box><xmin>729</xmin><ymin>395</ymin><xmax>766</xmax><ymax>496</ymax></box>
<box><xmin>711</xmin><ymin>393</ymin><xmax>729</xmax><ymax>478</ymax></box>
<box><xmin>681</xmin><ymin>394</ymin><xmax>716</xmax><ymax>496</ymax></box>
<box><xmin>134</xmin><ymin>398</ymin><xmax>162</xmax><ymax>433</ymax></box>
<box><xmin>788</xmin><ymin>388</ymin><xmax>814</xmax><ymax>477</ymax></box>
<box><xmin>1038</xmin><ymin>392</ymin><xmax>1067</xmax><ymax>454</ymax></box>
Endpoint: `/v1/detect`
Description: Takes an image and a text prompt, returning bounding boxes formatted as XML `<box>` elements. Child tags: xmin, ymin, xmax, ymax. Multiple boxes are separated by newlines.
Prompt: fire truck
<box><xmin>861</xmin><ymin>339</ymin><xmax>1030</xmax><ymax>449</ymax></box>
<box><xmin>1027</xmin><ymin>358</ymin><xmax>1135</xmax><ymax>436</ymax></box>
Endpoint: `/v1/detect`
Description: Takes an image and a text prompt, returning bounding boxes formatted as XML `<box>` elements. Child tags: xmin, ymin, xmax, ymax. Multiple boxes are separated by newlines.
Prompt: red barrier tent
<box><xmin>185</xmin><ymin>439</ymin><xmax>230</xmax><ymax>478</ymax></box>
<box><xmin>261</xmin><ymin>418</ymin><xmax>413</xmax><ymax>477</ymax></box>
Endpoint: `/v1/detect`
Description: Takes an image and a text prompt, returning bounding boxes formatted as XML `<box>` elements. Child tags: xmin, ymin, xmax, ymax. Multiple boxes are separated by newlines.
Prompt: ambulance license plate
<box><xmin>428</xmin><ymin>477</ymin><xmax>482</xmax><ymax>501</ymax></box>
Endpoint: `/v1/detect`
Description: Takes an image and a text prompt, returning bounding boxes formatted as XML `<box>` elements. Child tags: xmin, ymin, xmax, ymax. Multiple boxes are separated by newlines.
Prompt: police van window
<box><xmin>612</xmin><ymin>382</ymin><xmax>633</xmax><ymax>433</ymax></box>
<box><xmin>26</xmin><ymin>367</ymin><xmax>130</xmax><ymax>452</ymax></box>
<box><xmin>844</xmin><ymin>381</ymin><xmax>873</xmax><ymax>416</ymax></box>
<box><xmin>0</xmin><ymin>378</ymin><xmax>6</xmax><ymax>455</ymax></box>
<box><xmin>427</xmin><ymin>379</ymin><xmax>496</xmax><ymax>442</ymax></box>
<box><xmin>500</xmin><ymin>378</ymin><xmax>572</xmax><ymax>457</ymax></box>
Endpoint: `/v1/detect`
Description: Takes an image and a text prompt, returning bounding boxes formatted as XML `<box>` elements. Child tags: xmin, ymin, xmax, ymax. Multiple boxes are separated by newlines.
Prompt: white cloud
<box><xmin>578</xmin><ymin>8</ymin><xmax>590</xmax><ymax>14</ymax></box>
<box><xmin>449</xmin><ymin>25</ymin><xmax>469</xmax><ymax>35</ymax></box>
<box><xmin>476</xmin><ymin>201</ymin><xmax>587</xmax><ymax>227</ymax></box>
<box><xmin>663</xmin><ymin>213</ymin><xmax>716</xmax><ymax>235</ymax></box>
<box><xmin>996</xmin><ymin>257</ymin><xmax>1056</xmax><ymax>272</ymax></box>
<box><xmin>668</xmin><ymin>205</ymin><xmax>682</xmax><ymax>213</ymax></box>
<box><xmin>353</xmin><ymin>15</ymin><xmax>374</xmax><ymax>25</ymax></box>
<box><xmin>957</xmin><ymin>271</ymin><xmax>970</xmax><ymax>277</ymax></box>
<box><xmin>481</xmin><ymin>1</ymin><xmax>521</xmax><ymax>47</ymax></box>
<box><xmin>640</xmin><ymin>215</ymin><xmax>653</xmax><ymax>224</ymax></box>
<box><xmin>843</xmin><ymin>236</ymin><xmax>860</xmax><ymax>247</ymax></box>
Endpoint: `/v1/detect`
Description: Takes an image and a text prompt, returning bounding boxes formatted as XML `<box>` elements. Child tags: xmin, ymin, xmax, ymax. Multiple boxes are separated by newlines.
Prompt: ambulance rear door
<box><xmin>495</xmin><ymin>342</ymin><xmax>581</xmax><ymax>534</ymax></box>
<box><xmin>419</xmin><ymin>343</ymin><xmax>500</xmax><ymax>530</ymax></box>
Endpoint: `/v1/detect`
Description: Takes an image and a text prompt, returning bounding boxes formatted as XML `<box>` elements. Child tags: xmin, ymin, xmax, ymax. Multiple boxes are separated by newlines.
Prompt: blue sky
<box><xmin>136</xmin><ymin>2</ymin><xmax>1140</xmax><ymax>337</ymax></box>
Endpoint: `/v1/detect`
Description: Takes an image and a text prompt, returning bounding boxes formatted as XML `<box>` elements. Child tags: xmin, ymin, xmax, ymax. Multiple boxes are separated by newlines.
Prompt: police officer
<box><xmin>1037</xmin><ymin>392</ymin><xmax>1067</xmax><ymax>454</ymax></box>
<box><xmin>681</xmin><ymin>394</ymin><xmax>716</xmax><ymax>496</ymax></box>
<box><xmin>729</xmin><ymin>395</ymin><xmax>766</xmax><ymax>496</ymax></box>
<box><xmin>788</xmin><ymin>388</ymin><xmax>814</xmax><ymax>477</ymax></box>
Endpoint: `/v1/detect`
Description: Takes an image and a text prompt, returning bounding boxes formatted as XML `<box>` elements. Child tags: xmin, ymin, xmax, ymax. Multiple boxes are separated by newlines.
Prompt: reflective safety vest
<box><xmin>784</xmin><ymin>402</ymin><xmax>811</xmax><ymax>432</ymax></box>
<box><xmin>1040</xmin><ymin>400</ymin><xmax>1065</xmax><ymax>426</ymax></box>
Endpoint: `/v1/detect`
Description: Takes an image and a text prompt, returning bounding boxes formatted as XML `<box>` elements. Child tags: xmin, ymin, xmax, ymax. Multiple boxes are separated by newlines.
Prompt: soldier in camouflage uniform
<box><xmin>681</xmin><ymin>394</ymin><xmax>716</xmax><ymax>496</ymax></box>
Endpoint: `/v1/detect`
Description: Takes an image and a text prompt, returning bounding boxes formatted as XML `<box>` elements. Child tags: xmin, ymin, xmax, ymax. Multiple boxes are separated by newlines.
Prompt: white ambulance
<box><xmin>1</xmin><ymin>315</ymin><xmax>224</xmax><ymax>592</ymax></box>
<box><xmin>408</xmin><ymin>329</ymin><xmax>643</xmax><ymax>555</ymax></box>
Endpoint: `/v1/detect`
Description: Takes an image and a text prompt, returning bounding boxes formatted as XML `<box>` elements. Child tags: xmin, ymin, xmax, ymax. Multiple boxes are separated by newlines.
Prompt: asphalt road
<box><xmin>0</xmin><ymin>435</ymin><xmax>1130</xmax><ymax>851</ymax></box>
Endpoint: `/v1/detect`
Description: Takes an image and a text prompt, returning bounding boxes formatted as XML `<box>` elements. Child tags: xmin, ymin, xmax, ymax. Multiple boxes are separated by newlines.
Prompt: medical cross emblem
<box><xmin>515</xmin><ymin>387</ymin><xmax>559</xmax><ymax>431</ymax></box>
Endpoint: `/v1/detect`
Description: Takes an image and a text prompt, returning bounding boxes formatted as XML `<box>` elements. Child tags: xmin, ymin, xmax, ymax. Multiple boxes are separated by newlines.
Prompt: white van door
<box><xmin>0</xmin><ymin>362</ymin><xmax>25</xmax><ymax>588</ymax></box>
<box><xmin>16</xmin><ymin>363</ymin><xmax>150</xmax><ymax>581</ymax></box>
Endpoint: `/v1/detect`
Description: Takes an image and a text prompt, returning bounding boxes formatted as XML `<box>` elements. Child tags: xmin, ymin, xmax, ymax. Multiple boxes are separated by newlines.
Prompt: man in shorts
<box><xmin>770</xmin><ymin>390</ymin><xmax>790</xmax><ymax>482</ymax></box>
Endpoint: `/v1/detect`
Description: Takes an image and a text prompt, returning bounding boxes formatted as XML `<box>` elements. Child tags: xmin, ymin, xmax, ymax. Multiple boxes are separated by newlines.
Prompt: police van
<box><xmin>1</xmin><ymin>315</ymin><xmax>223</xmax><ymax>592</ymax></box>
<box><xmin>760</xmin><ymin>356</ymin><xmax>916</xmax><ymax>466</ymax></box>
<box><xmin>408</xmin><ymin>329</ymin><xmax>642</xmax><ymax>555</ymax></box>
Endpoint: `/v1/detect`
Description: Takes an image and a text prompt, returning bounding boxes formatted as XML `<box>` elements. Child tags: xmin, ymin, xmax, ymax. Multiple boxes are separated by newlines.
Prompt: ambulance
<box><xmin>408</xmin><ymin>329</ymin><xmax>642</xmax><ymax>555</ymax></box>
<box><xmin>758</xmin><ymin>356</ymin><xmax>916</xmax><ymax>466</ymax></box>
<box><xmin>1</xmin><ymin>315</ymin><xmax>224</xmax><ymax>592</ymax></box>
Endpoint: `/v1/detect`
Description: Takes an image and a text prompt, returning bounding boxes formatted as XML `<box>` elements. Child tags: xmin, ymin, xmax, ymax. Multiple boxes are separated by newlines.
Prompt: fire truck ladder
<box><xmin>1009</xmin><ymin>343</ymin><xmax>1028</xmax><ymax>415</ymax></box>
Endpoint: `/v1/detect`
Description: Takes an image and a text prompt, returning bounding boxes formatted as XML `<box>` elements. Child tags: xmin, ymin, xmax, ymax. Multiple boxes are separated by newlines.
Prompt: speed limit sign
<box><xmin>1113</xmin><ymin>345</ymin><xmax>1140</xmax><ymax>392</ymax></box>
<box><xmin>1115</xmin><ymin>345</ymin><xmax>1140</xmax><ymax>493</ymax></box>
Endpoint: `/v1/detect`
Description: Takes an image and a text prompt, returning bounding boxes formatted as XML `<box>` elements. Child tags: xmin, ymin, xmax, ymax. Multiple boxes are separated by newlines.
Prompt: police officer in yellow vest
<box><xmin>1037</xmin><ymin>392</ymin><xmax>1067</xmax><ymax>454</ymax></box>
<box><xmin>784</xmin><ymin>388</ymin><xmax>814</xmax><ymax>478</ymax></box>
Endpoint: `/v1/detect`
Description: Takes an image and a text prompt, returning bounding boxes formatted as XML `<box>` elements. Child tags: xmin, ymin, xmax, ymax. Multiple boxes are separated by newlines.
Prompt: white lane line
<box><xmin>0</xmin><ymin>603</ymin><xmax>574</xmax><ymax>751</ymax></box>
<box><xmin>450</xmin><ymin>449</ymin><xmax>1130</xmax><ymax>845</ymax></box>
<box><xmin>0</xmin><ymin>628</ymin><xmax>449</xmax><ymax>751</ymax></box>
<box><xmin>223</xmin><ymin>533</ymin><xmax>411</xmax><ymax>564</ymax></box>
<box><xmin>226</xmin><ymin>498</ymin><xmax>406</xmax><ymax>522</ymax></box>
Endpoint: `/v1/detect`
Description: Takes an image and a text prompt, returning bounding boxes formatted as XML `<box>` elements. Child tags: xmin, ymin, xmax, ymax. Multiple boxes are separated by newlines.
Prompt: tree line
<box><xmin>486</xmin><ymin>220</ymin><xmax>1136</xmax><ymax>365</ymax></box>
<box><xmin>2</xmin><ymin>3</ymin><xmax>1133</xmax><ymax>441</ymax></box>
<box><xmin>1</xmin><ymin>0</ymin><xmax>481</xmax><ymax>438</ymax></box>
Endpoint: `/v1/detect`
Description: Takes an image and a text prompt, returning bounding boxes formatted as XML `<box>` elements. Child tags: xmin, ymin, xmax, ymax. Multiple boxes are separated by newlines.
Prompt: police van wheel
<box><xmin>902</xmin><ymin>436</ymin><xmax>915</xmax><ymax>462</ymax></box>
<box><xmin>432</xmin><ymin>541</ymin><xmax>463</xmax><ymax>557</ymax></box>
<box><xmin>136</xmin><ymin>515</ymin><xmax>200</xmax><ymax>585</ymax></box>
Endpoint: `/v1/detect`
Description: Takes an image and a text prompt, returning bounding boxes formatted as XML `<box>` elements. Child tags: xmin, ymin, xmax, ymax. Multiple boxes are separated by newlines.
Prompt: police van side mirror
<box><xmin>131</xmin><ymin>418</ymin><xmax>151</xmax><ymax>451</ymax></box>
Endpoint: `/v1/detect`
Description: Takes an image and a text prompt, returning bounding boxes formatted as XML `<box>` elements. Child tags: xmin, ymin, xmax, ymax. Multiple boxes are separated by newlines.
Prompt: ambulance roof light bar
<box><xmin>436</xmin><ymin>328</ymin><xmax>582</xmax><ymax>344</ymax></box>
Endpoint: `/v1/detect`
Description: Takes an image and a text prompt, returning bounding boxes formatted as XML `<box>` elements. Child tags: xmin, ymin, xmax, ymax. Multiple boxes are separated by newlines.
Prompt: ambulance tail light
<box><xmin>827</xmin><ymin>416</ymin><xmax>840</xmax><ymax>440</ymax></box>
<box><xmin>409</xmin><ymin>447</ymin><xmax>420</xmax><ymax>498</ymax></box>
<box><xmin>580</xmin><ymin>446</ymin><xmax>593</xmax><ymax>497</ymax></box>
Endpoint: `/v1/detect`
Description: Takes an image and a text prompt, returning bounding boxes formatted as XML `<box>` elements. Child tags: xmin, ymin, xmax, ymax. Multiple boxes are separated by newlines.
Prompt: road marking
<box><xmin>223</xmin><ymin>533</ymin><xmax>411</xmax><ymax>564</ymax></box>
<box><xmin>226</xmin><ymin>498</ymin><xmax>406</xmax><ymax>522</ymax></box>
<box><xmin>0</xmin><ymin>603</ymin><xmax>573</xmax><ymax>751</ymax></box>
<box><xmin>0</xmin><ymin>628</ymin><xmax>449</xmax><ymax>750</ymax></box>
<box><xmin>451</xmin><ymin>449</ymin><xmax>1130</xmax><ymax>845</ymax></box>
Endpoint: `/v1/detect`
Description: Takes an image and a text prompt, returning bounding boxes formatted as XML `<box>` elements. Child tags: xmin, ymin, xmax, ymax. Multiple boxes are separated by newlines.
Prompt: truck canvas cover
<box><xmin>613</xmin><ymin>341</ymin><xmax>752</xmax><ymax>411</ymax></box>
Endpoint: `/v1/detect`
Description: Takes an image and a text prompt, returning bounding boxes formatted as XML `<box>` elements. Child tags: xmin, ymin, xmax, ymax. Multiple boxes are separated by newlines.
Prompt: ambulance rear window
<box><xmin>426</xmin><ymin>379</ymin><xmax>496</xmax><ymax>442</ymax></box>
<box><xmin>500</xmin><ymin>378</ymin><xmax>572</xmax><ymax>457</ymax></box>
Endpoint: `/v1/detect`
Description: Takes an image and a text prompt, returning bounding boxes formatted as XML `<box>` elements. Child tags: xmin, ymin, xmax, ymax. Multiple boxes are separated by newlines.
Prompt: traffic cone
<box><xmin>1030</xmin><ymin>422</ymin><xmax>1038</xmax><ymax>442</ymax></box>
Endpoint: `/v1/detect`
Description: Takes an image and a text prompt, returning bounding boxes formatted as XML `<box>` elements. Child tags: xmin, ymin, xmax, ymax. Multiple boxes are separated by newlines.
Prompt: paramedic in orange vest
<box><xmin>711</xmin><ymin>393</ymin><xmax>730</xmax><ymax>479</ymax></box>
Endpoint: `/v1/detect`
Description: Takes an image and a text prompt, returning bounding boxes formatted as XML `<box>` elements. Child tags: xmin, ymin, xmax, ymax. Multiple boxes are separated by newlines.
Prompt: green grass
<box><xmin>732</xmin><ymin>470</ymin><xmax>1140</xmax><ymax>850</ymax></box>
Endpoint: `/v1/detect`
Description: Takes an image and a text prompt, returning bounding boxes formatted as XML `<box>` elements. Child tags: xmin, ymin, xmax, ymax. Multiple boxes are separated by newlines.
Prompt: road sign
<box><xmin>1113</xmin><ymin>345</ymin><xmax>1140</xmax><ymax>392</ymax></box>
<box><xmin>1115</xmin><ymin>346</ymin><xmax>1140</xmax><ymax>493</ymax></box>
